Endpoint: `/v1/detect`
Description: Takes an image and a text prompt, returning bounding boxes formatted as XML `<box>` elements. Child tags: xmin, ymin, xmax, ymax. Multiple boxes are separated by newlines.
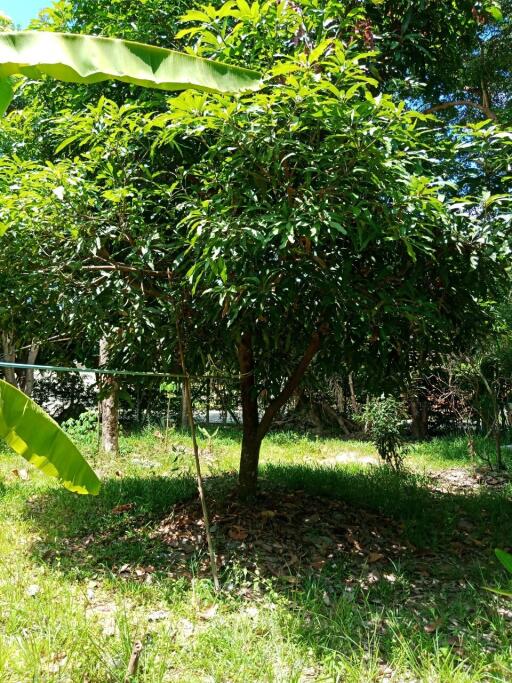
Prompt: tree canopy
<box><xmin>0</xmin><ymin>0</ymin><xmax>511</xmax><ymax>495</ymax></box>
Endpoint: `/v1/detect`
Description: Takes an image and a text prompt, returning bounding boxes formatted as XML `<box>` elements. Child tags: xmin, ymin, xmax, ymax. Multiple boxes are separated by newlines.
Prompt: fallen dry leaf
<box><xmin>228</xmin><ymin>526</ymin><xmax>248</xmax><ymax>541</ymax></box>
<box><xmin>367</xmin><ymin>552</ymin><xmax>385</xmax><ymax>564</ymax></box>
<box><xmin>12</xmin><ymin>468</ymin><xmax>29</xmax><ymax>481</ymax></box>
<box><xmin>424</xmin><ymin>619</ymin><xmax>443</xmax><ymax>633</ymax></box>
<box><xmin>48</xmin><ymin>652</ymin><xmax>67</xmax><ymax>674</ymax></box>
<box><xmin>112</xmin><ymin>503</ymin><xmax>135</xmax><ymax>514</ymax></box>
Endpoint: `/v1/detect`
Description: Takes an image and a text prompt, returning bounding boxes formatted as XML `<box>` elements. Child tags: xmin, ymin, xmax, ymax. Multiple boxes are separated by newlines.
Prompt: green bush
<box><xmin>62</xmin><ymin>409</ymin><xmax>98</xmax><ymax>442</ymax></box>
<box><xmin>360</xmin><ymin>396</ymin><xmax>408</xmax><ymax>470</ymax></box>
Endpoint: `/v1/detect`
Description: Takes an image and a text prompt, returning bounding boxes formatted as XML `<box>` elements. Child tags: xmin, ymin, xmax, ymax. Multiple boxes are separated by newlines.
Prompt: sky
<box><xmin>1</xmin><ymin>0</ymin><xmax>47</xmax><ymax>28</ymax></box>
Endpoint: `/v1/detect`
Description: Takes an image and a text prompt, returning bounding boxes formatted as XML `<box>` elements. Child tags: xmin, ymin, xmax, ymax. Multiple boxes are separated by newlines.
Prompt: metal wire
<box><xmin>0</xmin><ymin>361</ymin><xmax>239</xmax><ymax>382</ymax></box>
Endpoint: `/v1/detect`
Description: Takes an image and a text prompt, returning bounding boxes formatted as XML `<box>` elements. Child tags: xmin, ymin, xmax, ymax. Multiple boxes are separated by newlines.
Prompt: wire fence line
<box><xmin>0</xmin><ymin>361</ymin><xmax>240</xmax><ymax>381</ymax></box>
<box><xmin>0</xmin><ymin>361</ymin><xmax>242</xmax><ymax>428</ymax></box>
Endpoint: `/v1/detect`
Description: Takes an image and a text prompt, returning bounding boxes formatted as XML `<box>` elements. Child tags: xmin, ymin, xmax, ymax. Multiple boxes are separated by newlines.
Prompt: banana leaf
<box><xmin>0</xmin><ymin>31</ymin><xmax>261</xmax><ymax>114</ymax></box>
<box><xmin>0</xmin><ymin>379</ymin><xmax>100</xmax><ymax>495</ymax></box>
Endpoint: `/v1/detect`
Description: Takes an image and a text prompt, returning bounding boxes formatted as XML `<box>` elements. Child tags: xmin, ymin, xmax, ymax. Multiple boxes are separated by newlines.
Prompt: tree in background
<box><xmin>159</xmin><ymin>1</ymin><xmax>508</xmax><ymax>495</ymax></box>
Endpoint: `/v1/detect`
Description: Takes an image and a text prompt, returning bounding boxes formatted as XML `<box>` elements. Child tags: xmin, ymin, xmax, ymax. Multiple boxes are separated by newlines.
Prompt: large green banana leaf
<box><xmin>0</xmin><ymin>379</ymin><xmax>100</xmax><ymax>495</ymax></box>
<box><xmin>0</xmin><ymin>31</ymin><xmax>261</xmax><ymax>114</ymax></box>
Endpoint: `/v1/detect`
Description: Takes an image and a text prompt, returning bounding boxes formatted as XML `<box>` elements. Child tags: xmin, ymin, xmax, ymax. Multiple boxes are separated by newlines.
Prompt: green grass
<box><xmin>1</xmin><ymin>427</ymin><xmax>512</xmax><ymax>681</ymax></box>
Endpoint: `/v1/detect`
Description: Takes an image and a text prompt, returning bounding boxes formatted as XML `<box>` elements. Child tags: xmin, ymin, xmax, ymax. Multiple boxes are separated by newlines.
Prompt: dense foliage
<box><xmin>0</xmin><ymin>0</ymin><xmax>511</xmax><ymax>493</ymax></box>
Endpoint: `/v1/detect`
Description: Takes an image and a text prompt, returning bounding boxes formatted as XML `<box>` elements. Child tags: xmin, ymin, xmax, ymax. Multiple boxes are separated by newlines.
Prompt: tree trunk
<box><xmin>237</xmin><ymin>329</ymin><xmax>323</xmax><ymax>497</ymax></box>
<box><xmin>494</xmin><ymin>420</ymin><xmax>503</xmax><ymax>470</ymax></box>
<box><xmin>21</xmin><ymin>341</ymin><xmax>40</xmax><ymax>397</ymax></box>
<box><xmin>99</xmin><ymin>338</ymin><xmax>119</xmax><ymax>456</ymax></box>
<box><xmin>239</xmin><ymin>429</ymin><xmax>262</xmax><ymax>498</ymax></box>
<box><xmin>181</xmin><ymin>382</ymin><xmax>188</xmax><ymax>429</ymax></box>
<box><xmin>238</xmin><ymin>332</ymin><xmax>261</xmax><ymax>498</ymax></box>
<box><xmin>348</xmin><ymin>373</ymin><xmax>358</xmax><ymax>414</ymax></box>
<box><xmin>1</xmin><ymin>333</ymin><xmax>39</xmax><ymax>396</ymax></box>
<box><xmin>205</xmin><ymin>378</ymin><xmax>210</xmax><ymax>426</ymax></box>
<box><xmin>1</xmin><ymin>331</ymin><xmax>16</xmax><ymax>386</ymax></box>
<box><xmin>410</xmin><ymin>399</ymin><xmax>428</xmax><ymax>440</ymax></box>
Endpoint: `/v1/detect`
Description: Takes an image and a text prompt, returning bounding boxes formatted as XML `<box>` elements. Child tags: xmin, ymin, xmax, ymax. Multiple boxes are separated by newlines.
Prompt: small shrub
<box><xmin>62</xmin><ymin>409</ymin><xmax>98</xmax><ymax>442</ymax></box>
<box><xmin>360</xmin><ymin>396</ymin><xmax>408</xmax><ymax>470</ymax></box>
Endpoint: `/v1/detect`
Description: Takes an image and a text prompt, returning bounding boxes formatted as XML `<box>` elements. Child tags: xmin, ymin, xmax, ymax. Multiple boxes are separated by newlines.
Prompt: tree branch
<box><xmin>423</xmin><ymin>99</ymin><xmax>497</xmax><ymax>121</ymax></box>
<box><xmin>257</xmin><ymin>330</ymin><xmax>324</xmax><ymax>441</ymax></box>
<box><xmin>82</xmin><ymin>263</ymin><xmax>170</xmax><ymax>277</ymax></box>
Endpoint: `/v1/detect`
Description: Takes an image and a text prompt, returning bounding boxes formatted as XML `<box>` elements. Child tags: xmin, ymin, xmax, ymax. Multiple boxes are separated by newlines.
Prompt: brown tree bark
<box><xmin>238</xmin><ymin>332</ymin><xmax>261</xmax><ymax>498</ymax></box>
<box><xmin>348</xmin><ymin>372</ymin><xmax>358</xmax><ymax>414</ymax></box>
<box><xmin>180</xmin><ymin>382</ymin><xmax>188</xmax><ymax>429</ymax></box>
<box><xmin>410</xmin><ymin>398</ymin><xmax>428</xmax><ymax>440</ymax></box>
<box><xmin>1</xmin><ymin>332</ymin><xmax>39</xmax><ymax>396</ymax></box>
<box><xmin>423</xmin><ymin>99</ymin><xmax>497</xmax><ymax>121</ymax></box>
<box><xmin>1</xmin><ymin>331</ymin><xmax>17</xmax><ymax>387</ymax></box>
<box><xmin>21</xmin><ymin>341</ymin><xmax>40</xmax><ymax>397</ymax></box>
<box><xmin>237</xmin><ymin>330</ymin><xmax>323</xmax><ymax>498</ymax></box>
<box><xmin>99</xmin><ymin>338</ymin><xmax>119</xmax><ymax>456</ymax></box>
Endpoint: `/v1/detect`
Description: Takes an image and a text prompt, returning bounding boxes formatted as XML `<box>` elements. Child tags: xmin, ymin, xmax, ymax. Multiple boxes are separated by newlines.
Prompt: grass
<box><xmin>1</xmin><ymin>426</ymin><xmax>512</xmax><ymax>681</ymax></box>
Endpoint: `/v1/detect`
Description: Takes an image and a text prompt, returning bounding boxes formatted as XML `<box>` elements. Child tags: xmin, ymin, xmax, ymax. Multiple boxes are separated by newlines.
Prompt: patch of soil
<box><xmin>427</xmin><ymin>467</ymin><xmax>512</xmax><ymax>494</ymax></box>
<box><xmin>146</xmin><ymin>488</ymin><xmax>436</xmax><ymax>582</ymax></box>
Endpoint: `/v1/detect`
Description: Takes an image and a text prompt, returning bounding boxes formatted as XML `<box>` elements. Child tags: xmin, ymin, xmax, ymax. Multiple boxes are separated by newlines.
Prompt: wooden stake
<box><xmin>176</xmin><ymin>319</ymin><xmax>220</xmax><ymax>591</ymax></box>
<box><xmin>124</xmin><ymin>640</ymin><xmax>143</xmax><ymax>682</ymax></box>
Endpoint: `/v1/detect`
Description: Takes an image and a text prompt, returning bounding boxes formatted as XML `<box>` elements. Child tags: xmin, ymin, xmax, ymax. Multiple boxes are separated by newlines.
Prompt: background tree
<box><xmin>156</xmin><ymin>1</ymin><xmax>508</xmax><ymax>495</ymax></box>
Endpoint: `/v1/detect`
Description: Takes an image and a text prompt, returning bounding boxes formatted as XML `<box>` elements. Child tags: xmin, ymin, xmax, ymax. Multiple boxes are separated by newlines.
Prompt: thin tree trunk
<box><xmin>99</xmin><ymin>338</ymin><xmax>119</xmax><ymax>456</ymax></box>
<box><xmin>495</xmin><ymin>427</ymin><xmax>503</xmax><ymax>471</ymax></box>
<box><xmin>206</xmin><ymin>378</ymin><xmax>211</xmax><ymax>426</ymax></box>
<box><xmin>1</xmin><ymin>331</ymin><xmax>16</xmax><ymax>387</ymax></box>
<box><xmin>22</xmin><ymin>341</ymin><xmax>40</xmax><ymax>397</ymax></box>
<box><xmin>176</xmin><ymin>318</ymin><xmax>220</xmax><ymax>591</ymax></box>
<box><xmin>348</xmin><ymin>373</ymin><xmax>358</xmax><ymax>414</ymax></box>
<box><xmin>180</xmin><ymin>382</ymin><xmax>188</xmax><ymax>429</ymax></box>
<box><xmin>321</xmin><ymin>401</ymin><xmax>351</xmax><ymax>435</ymax></box>
<box><xmin>410</xmin><ymin>398</ymin><xmax>428</xmax><ymax>439</ymax></box>
<box><xmin>238</xmin><ymin>332</ymin><xmax>261</xmax><ymax>498</ymax></box>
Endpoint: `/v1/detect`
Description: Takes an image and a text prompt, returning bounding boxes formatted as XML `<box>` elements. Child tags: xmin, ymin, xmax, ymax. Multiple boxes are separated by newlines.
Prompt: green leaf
<box><xmin>0</xmin><ymin>379</ymin><xmax>100</xmax><ymax>495</ymax></box>
<box><xmin>0</xmin><ymin>76</ymin><xmax>13</xmax><ymax>115</ymax></box>
<box><xmin>0</xmin><ymin>31</ymin><xmax>261</xmax><ymax>102</ymax></box>
<box><xmin>483</xmin><ymin>193</ymin><xmax>509</xmax><ymax>208</ymax></box>
<box><xmin>484</xmin><ymin>586</ymin><xmax>512</xmax><ymax>597</ymax></box>
<box><xmin>496</xmin><ymin>548</ymin><xmax>512</xmax><ymax>574</ymax></box>
<box><xmin>485</xmin><ymin>4</ymin><xmax>503</xmax><ymax>21</ymax></box>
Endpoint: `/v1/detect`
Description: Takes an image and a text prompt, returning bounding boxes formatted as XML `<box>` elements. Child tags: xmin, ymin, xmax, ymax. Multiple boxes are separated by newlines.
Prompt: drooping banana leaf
<box><xmin>0</xmin><ymin>31</ymin><xmax>261</xmax><ymax>114</ymax></box>
<box><xmin>0</xmin><ymin>379</ymin><xmax>100</xmax><ymax>495</ymax></box>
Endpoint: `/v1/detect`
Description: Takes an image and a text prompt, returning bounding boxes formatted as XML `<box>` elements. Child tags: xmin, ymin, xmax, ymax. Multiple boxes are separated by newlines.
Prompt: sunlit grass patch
<box><xmin>1</xmin><ymin>430</ymin><xmax>512</xmax><ymax>681</ymax></box>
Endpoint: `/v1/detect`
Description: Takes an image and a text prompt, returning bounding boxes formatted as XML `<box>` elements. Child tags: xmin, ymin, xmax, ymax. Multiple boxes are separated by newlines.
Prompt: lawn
<box><xmin>1</xmin><ymin>427</ymin><xmax>512</xmax><ymax>682</ymax></box>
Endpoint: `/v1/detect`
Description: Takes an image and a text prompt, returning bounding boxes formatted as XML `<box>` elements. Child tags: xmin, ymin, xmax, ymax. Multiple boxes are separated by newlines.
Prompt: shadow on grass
<box><xmin>17</xmin><ymin>464</ymin><xmax>512</xmax><ymax>680</ymax></box>
<box><xmin>24</xmin><ymin>464</ymin><xmax>512</xmax><ymax>585</ymax></box>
